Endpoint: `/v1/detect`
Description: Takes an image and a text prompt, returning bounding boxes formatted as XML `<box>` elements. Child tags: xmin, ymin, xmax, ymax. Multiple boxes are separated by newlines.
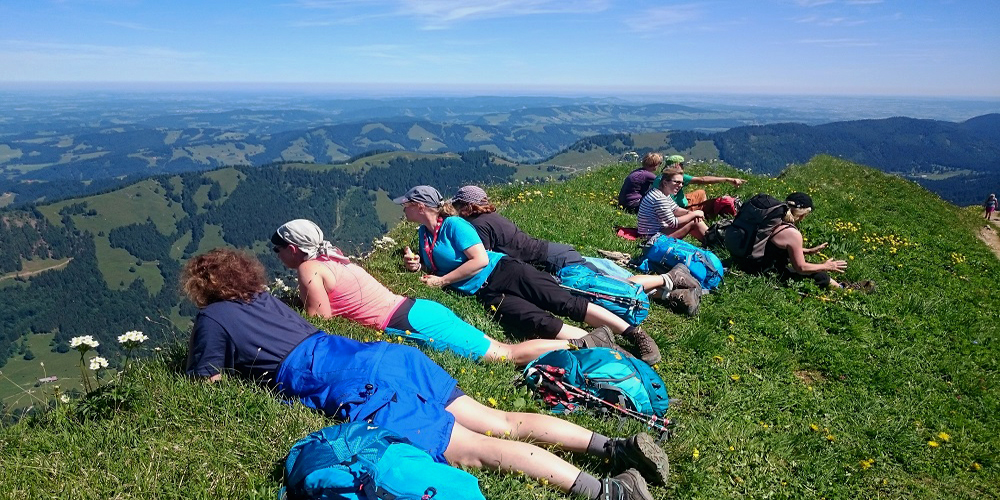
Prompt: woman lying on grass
<box><xmin>182</xmin><ymin>248</ymin><xmax>668</xmax><ymax>500</ymax></box>
<box><xmin>450</xmin><ymin>184</ymin><xmax>706</xmax><ymax>363</ymax></box>
<box><xmin>396</xmin><ymin>185</ymin><xmax>659</xmax><ymax>364</ymax></box>
<box><xmin>271</xmin><ymin>218</ymin><xmax>610</xmax><ymax>366</ymax></box>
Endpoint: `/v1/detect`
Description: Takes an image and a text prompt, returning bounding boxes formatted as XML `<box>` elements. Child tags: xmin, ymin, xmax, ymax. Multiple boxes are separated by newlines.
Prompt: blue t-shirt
<box><xmin>418</xmin><ymin>216</ymin><xmax>503</xmax><ymax>295</ymax></box>
<box><xmin>186</xmin><ymin>291</ymin><xmax>320</xmax><ymax>386</ymax></box>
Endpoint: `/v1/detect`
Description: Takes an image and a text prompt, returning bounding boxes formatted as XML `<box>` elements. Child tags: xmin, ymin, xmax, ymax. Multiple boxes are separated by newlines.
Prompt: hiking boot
<box><xmin>841</xmin><ymin>279</ymin><xmax>877</xmax><ymax>293</ymax></box>
<box><xmin>606</xmin><ymin>433</ymin><xmax>670</xmax><ymax>485</ymax></box>
<box><xmin>571</xmin><ymin>326</ymin><xmax>625</xmax><ymax>351</ymax></box>
<box><xmin>665</xmin><ymin>264</ymin><xmax>702</xmax><ymax>292</ymax></box>
<box><xmin>661</xmin><ymin>288</ymin><xmax>701</xmax><ymax>316</ymax></box>
<box><xmin>599</xmin><ymin>469</ymin><xmax>653</xmax><ymax>500</ymax></box>
<box><xmin>621</xmin><ymin>326</ymin><xmax>661</xmax><ymax>365</ymax></box>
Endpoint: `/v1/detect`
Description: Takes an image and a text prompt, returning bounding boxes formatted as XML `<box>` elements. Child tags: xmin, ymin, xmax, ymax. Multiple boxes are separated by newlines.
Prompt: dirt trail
<box><xmin>977</xmin><ymin>219</ymin><xmax>1000</xmax><ymax>260</ymax></box>
<box><xmin>0</xmin><ymin>258</ymin><xmax>73</xmax><ymax>281</ymax></box>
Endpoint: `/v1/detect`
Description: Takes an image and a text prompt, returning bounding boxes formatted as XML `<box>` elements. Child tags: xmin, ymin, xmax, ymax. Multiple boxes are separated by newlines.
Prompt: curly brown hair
<box><xmin>452</xmin><ymin>200</ymin><xmax>497</xmax><ymax>217</ymax></box>
<box><xmin>181</xmin><ymin>248</ymin><xmax>266</xmax><ymax>308</ymax></box>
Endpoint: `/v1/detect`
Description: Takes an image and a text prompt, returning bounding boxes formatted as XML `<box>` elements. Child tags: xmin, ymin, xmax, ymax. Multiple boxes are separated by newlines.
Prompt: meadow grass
<box><xmin>1</xmin><ymin>156</ymin><xmax>997</xmax><ymax>499</ymax></box>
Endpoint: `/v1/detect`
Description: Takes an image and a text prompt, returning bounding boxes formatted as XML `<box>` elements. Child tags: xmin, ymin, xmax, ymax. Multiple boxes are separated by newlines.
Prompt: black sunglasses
<box><xmin>272</xmin><ymin>245</ymin><xmax>286</xmax><ymax>253</ymax></box>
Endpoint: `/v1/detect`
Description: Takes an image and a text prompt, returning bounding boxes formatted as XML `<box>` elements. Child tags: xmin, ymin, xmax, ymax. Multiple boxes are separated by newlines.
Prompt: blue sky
<box><xmin>2</xmin><ymin>0</ymin><xmax>998</xmax><ymax>97</ymax></box>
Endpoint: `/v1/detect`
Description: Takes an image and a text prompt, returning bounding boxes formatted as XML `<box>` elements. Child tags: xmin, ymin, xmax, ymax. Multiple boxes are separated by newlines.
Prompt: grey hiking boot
<box><xmin>661</xmin><ymin>288</ymin><xmax>701</xmax><ymax>316</ymax></box>
<box><xmin>599</xmin><ymin>469</ymin><xmax>653</xmax><ymax>500</ymax></box>
<box><xmin>606</xmin><ymin>433</ymin><xmax>670</xmax><ymax>486</ymax></box>
<box><xmin>571</xmin><ymin>326</ymin><xmax>626</xmax><ymax>352</ymax></box>
<box><xmin>665</xmin><ymin>264</ymin><xmax>702</xmax><ymax>292</ymax></box>
<box><xmin>620</xmin><ymin>326</ymin><xmax>661</xmax><ymax>365</ymax></box>
<box><xmin>841</xmin><ymin>279</ymin><xmax>876</xmax><ymax>293</ymax></box>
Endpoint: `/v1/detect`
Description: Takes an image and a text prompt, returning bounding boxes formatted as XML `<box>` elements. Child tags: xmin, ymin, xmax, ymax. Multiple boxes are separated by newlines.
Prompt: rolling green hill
<box><xmin>1</xmin><ymin>156</ymin><xmax>996</xmax><ymax>498</ymax></box>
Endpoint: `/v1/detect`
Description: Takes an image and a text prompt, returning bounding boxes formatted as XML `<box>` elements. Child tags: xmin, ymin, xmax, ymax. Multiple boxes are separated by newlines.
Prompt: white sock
<box><xmin>660</xmin><ymin>273</ymin><xmax>673</xmax><ymax>291</ymax></box>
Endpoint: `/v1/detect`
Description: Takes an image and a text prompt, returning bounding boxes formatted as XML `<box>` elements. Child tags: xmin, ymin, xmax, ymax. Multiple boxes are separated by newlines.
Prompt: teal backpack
<box><xmin>523</xmin><ymin>348</ymin><xmax>671</xmax><ymax>434</ymax></box>
<box><xmin>282</xmin><ymin>422</ymin><xmax>485</xmax><ymax>500</ymax></box>
<box><xmin>632</xmin><ymin>235</ymin><xmax>724</xmax><ymax>291</ymax></box>
<box><xmin>557</xmin><ymin>264</ymin><xmax>649</xmax><ymax>326</ymax></box>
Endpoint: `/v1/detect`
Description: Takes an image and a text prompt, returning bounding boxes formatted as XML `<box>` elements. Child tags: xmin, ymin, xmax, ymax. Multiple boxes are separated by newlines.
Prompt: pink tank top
<box><xmin>316</xmin><ymin>256</ymin><xmax>405</xmax><ymax>330</ymax></box>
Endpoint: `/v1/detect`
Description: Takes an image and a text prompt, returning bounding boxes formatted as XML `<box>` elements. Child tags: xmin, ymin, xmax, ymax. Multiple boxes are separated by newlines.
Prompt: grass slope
<box><xmin>2</xmin><ymin>156</ymin><xmax>998</xmax><ymax>499</ymax></box>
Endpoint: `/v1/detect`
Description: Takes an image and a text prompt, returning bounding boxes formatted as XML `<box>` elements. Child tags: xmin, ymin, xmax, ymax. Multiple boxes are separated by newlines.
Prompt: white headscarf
<box><xmin>275</xmin><ymin>219</ymin><xmax>349</xmax><ymax>263</ymax></box>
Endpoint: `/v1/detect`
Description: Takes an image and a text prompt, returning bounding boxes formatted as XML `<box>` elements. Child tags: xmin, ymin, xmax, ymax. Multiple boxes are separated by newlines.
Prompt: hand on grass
<box><xmin>825</xmin><ymin>259</ymin><xmax>848</xmax><ymax>273</ymax></box>
<box><xmin>420</xmin><ymin>275</ymin><xmax>446</xmax><ymax>288</ymax></box>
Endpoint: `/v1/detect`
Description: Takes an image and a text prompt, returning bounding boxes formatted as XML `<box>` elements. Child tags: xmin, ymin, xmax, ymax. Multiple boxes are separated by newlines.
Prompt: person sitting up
<box><xmin>617</xmin><ymin>152</ymin><xmax>662</xmax><ymax>213</ymax></box>
<box><xmin>638</xmin><ymin>167</ymin><xmax>710</xmax><ymax>244</ymax></box>
<box><xmin>272</xmin><ymin>218</ymin><xmax>608</xmax><ymax>366</ymax></box>
<box><xmin>735</xmin><ymin>192</ymin><xmax>851</xmax><ymax>289</ymax></box>
<box><xmin>183</xmin><ymin>248</ymin><xmax>668</xmax><ymax>500</ymax></box>
<box><xmin>654</xmin><ymin>155</ymin><xmax>746</xmax><ymax>219</ymax></box>
<box><xmin>396</xmin><ymin>185</ymin><xmax>662</xmax><ymax>364</ymax></box>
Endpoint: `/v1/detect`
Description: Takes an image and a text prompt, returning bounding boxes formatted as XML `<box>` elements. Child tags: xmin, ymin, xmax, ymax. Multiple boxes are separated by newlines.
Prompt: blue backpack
<box><xmin>523</xmin><ymin>348</ymin><xmax>671</xmax><ymax>432</ymax></box>
<box><xmin>557</xmin><ymin>263</ymin><xmax>649</xmax><ymax>326</ymax></box>
<box><xmin>283</xmin><ymin>422</ymin><xmax>485</xmax><ymax>500</ymax></box>
<box><xmin>633</xmin><ymin>235</ymin><xmax>724</xmax><ymax>291</ymax></box>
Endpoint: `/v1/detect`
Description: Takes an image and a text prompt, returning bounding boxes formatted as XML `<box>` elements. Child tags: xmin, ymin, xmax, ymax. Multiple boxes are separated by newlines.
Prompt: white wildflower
<box><xmin>60</xmin><ymin>395</ymin><xmax>71</xmax><ymax>404</ymax></box>
<box><xmin>89</xmin><ymin>356</ymin><xmax>109</xmax><ymax>371</ymax></box>
<box><xmin>70</xmin><ymin>336</ymin><xmax>100</xmax><ymax>352</ymax></box>
<box><xmin>118</xmin><ymin>330</ymin><xmax>148</xmax><ymax>345</ymax></box>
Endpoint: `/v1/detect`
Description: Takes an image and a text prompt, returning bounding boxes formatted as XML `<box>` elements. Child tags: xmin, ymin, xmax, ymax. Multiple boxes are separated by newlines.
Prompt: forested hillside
<box><xmin>0</xmin><ymin>151</ymin><xmax>515</xmax><ymax>373</ymax></box>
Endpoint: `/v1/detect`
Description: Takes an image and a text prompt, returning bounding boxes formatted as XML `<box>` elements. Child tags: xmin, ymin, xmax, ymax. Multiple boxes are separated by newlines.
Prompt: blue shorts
<box><xmin>385</xmin><ymin>298</ymin><xmax>492</xmax><ymax>359</ymax></box>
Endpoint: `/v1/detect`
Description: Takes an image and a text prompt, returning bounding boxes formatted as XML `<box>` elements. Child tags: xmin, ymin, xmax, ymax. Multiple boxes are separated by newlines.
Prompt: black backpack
<box><xmin>724</xmin><ymin>194</ymin><xmax>788</xmax><ymax>262</ymax></box>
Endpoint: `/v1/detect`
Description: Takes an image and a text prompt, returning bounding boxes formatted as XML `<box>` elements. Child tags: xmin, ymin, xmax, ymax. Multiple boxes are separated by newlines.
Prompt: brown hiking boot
<box><xmin>659</xmin><ymin>288</ymin><xmax>700</xmax><ymax>316</ymax></box>
<box><xmin>621</xmin><ymin>326</ymin><xmax>661</xmax><ymax>365</ymax></box>
<box><xmin>606</xmin><ymin>433</ymin><xmax>670</xmax><ymax>486</ymax></box>
<box><xmin>600</xmin><ymin>469</ymin><xmax>654</xmax><ymax>500</ymax></box>
<box><xmin>571</xmin><ymin>326</ymin><xmax>626</xmax><ymax>352</ymax></box>
<box><xmin>665</xmin><ymin>264</ymin><xmax>702</xmax><ymax>292</ymax></box>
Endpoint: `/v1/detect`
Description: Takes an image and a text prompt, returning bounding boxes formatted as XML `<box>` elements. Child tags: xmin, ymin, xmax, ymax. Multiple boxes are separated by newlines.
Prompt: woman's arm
<box><xmin>773</xmin><ymin>228</ymin><xmax>846</xmax><ymax>274</ymax></box>
<box><xmin>297</xmin><ymin>262</ymin><xmax>335</xmax><ymax>318</ymax></box>
<box><xmin>690</xmin><ymin>175</ymin><xmax>746</xmax><ymax>187</ymax></box>
<box><xmin>422</xmin><ymin>243</ymin><xmax>489</xmax><ymax>288</ymax></box>
<box><xmin>671</xmin><ymin>206</ymin><xmax>705</xmax><ymax>226</ymax></box>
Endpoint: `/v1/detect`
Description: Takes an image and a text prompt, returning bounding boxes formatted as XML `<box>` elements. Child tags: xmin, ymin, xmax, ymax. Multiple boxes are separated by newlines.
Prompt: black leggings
<box><xmin>476</xmin><ymin>257</ymin><xmax>590</xmax><ymax>339</ymax></box>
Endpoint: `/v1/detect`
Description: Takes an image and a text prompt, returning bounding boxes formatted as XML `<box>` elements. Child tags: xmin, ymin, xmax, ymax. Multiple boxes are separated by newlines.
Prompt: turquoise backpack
<box><xmin>557</xmin><ymin>264</ymin><xmax>649</xmax><ymax>326</ymax></box>
<box><xmin>283</xmin><ymin>422</ymin><xmax>485</xmax><ymax>500</ymax></box>
<box><xmin>633</xmin><ymin>235</ymin><xmax>724</xmax><ymax>291</ymax></box>
<box><xmin>523</xmin><ymin>348</ymin><xmax>671</xmax><ymax>433</ymax></box>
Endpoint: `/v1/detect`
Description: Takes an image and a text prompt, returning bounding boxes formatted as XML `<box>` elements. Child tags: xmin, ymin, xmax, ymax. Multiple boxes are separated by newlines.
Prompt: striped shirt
<box><xmin>637</xmin><ymin>188</ymin><xmax>678</xmax><ymax>236</ymax></box>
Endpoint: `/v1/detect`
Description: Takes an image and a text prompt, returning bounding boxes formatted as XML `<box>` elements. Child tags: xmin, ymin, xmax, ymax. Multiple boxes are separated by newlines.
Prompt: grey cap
<box><xmin>393</xmin><ymin>185</ymin><xmax>442</xmax><ymax>208</ymax></box>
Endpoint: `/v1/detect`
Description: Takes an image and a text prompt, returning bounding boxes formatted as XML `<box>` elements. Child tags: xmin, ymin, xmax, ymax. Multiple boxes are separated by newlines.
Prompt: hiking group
<box><xmin>181</xmin><ymin>153</ymin><xmax>874</xmax><ymax>499</ymax></box>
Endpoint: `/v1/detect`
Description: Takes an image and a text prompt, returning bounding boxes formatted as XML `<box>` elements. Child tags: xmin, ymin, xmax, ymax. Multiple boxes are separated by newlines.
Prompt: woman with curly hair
<box><xmin>270</xmin><ymin>218</ymin><xmax>611</xmax><ymax>365</ymax></box>
<box><xmin>182</xmin><ymin>247</ymin><xmax>668</xmax><ymax>500</ymax></box>
<box><xmin>396</xmin><ymin>185</ymin><xmax>663</xmax><ymax>365</ymax></box>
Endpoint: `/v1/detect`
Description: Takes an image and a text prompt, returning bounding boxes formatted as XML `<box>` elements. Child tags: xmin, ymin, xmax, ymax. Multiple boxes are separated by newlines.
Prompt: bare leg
<box><xmin>485</xmin><ymin>338</ymin><xmax>572</xmax><ymax>366</ymax></box>
<box><xmin>583</xmin><ymin>303</ymin><xmax>631</xmax><ymax>334</ymax></box>
<box><xmin>628</xmin><ymin>274</ymin><xmax>667</xmax><ymax>293</ymax></box>
<box><xmin>447</xmin><ymin>395</ymin><xmax>593</xmax><ymax>451</ymax></box>
<box><xmin>443</xmin><ymin>423</ymin><xmax>581</xmax><ymax>491</ymax></box>
<box><xmin>555</xmin><ymin>324</ymin><xmax>589</xmax><ymax>340</ymax></box>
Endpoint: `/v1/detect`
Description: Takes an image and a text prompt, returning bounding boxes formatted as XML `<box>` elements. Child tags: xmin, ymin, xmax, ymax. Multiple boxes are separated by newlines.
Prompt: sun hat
<box><xmin>785</xmin><ymin>192</ymin><xmax>814</xmax><ymax>210</ymax></box>
<box><xmin>393</xmin><ymin>185</ymin><xmax>442</xmax><ymax>208</ymax></box>
<box><xmin>274</xmin><ymin>219</ymin><xmax>348</xmax><ymax>262</ymax></box>
<box><xmin>452</xmin><ymin>185</ymin><xmax>489</xmax><ymax>205</ymax></box>
<box><xmin>665</xmin><ymin>154</ymin><xmax>685</xmax><ymax>165</ymax></box>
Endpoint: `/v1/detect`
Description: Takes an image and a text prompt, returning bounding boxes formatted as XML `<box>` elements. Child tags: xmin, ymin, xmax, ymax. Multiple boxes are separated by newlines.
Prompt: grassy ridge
<box><xmin>1</xmin><ymin>156</ymin><xmax>998</xmax><ymax>499</ymax></box>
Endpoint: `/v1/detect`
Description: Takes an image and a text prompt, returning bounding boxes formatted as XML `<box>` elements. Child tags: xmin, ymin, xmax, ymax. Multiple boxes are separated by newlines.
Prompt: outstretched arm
<box><xmin>773</xmin><ymin>228</ymin><xmax>846</xmax><ymax>274</ymax></box>
<box><xmin>691</xmin><ymin>175</ymin><xmax>746</xmax><ymax>187</ymax></box>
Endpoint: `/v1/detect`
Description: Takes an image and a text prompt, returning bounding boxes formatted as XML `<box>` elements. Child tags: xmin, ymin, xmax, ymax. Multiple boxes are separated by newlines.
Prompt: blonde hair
<box><xmin>642</xmin><ymin>152</ymin><xmax>663</xmax><ymax>170</ymax></box>
<box><xmin>783</xmin><ymin>207</ymin><xmax>812</xmax><ymax>224</ymax></box>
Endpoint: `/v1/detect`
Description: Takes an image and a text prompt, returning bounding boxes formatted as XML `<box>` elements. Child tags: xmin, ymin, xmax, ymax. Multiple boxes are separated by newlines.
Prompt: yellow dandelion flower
<box><xmin>971</xmin><ymin>462</ymin><xmax>982</xmax><ymax>471</ymax></box>
<box><xmin>928</xmin><ymin>441</ymin><xmax>939</xmax><ymax>447</ymax></box>
<box><xmin>485</xmin><ymin>430</ymin><xmax>493</xmax><ymax>437</ymax></box>
<box><xmin>692</xmin><ymin>447</ymin><xmax>700</xmax><ymax>459</ymax></box>
<box><xmin>500</xmin><ymin>355</ymin><xmax>507</xmax><ymax>362</ymax></box>
<box><xmin>730</xmin><ymin>374</ymin><xmax>741</xmax><ymax>381</ymax></box>
<box><xmin>729</xmin><ymin>446</ymin><xmax>735</xmax><ymax>451</ymax></box>
<box><xmin>937</xmin><ymin>432</ymin><xmax>950</xmax><ymax>442</ymax></box>
<box><xmin>728</xmin><ymin>319</ymin><xmax>735</xmax><ymax>326</ymax></box>
<box><xmin>809</xmin><ymin>423</ymin><xmax>819</xmax><ymax>432</ymax></box>
<box><xmin>727</xmin><ymin>335</ymin><xmax>735</xmax><ymax>342</ymax></box>
<box><xmin>825</xmin><ymin>434</ymin><xmax>835</xmax><ymax>442</ymax></box>
<box><xmin>488</xmin><ymin>397</ymin><xmax>498</xmax><ymax>407</ymax></box>
<box><xmin>712</xmin><ymin>355</ymin><xmax>724</xmax><ymax>363</ymax></box>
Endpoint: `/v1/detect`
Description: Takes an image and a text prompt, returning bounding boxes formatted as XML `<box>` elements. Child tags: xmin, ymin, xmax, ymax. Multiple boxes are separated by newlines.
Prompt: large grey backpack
<box><xmin>724</xmin><ymin>193</ymin><xmax>788</xmax><ymax>263</ymax></box>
